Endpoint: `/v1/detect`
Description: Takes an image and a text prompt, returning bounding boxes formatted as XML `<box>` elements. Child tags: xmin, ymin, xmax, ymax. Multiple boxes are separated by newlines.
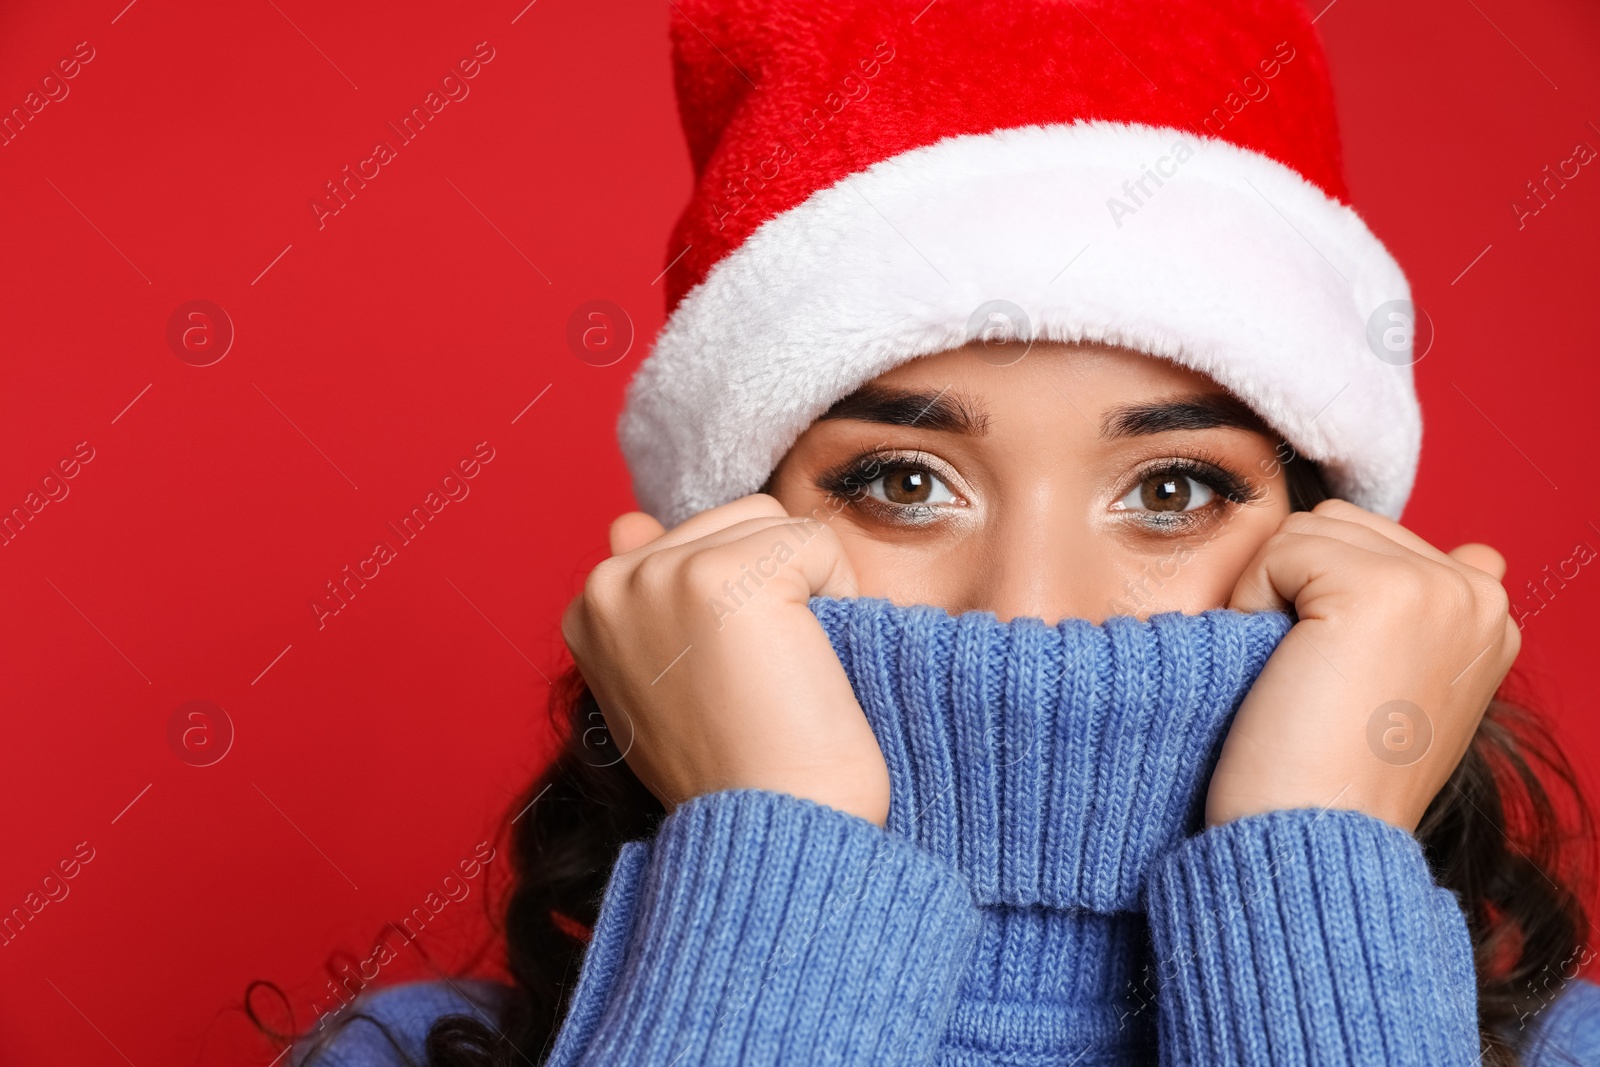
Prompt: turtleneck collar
<box><xmin>810</xmin><ymin>596</ymin><xmax>1293</xmax><ymax>913</ymax></box>
<box><xmin>809</xmin><ymin>597</ymin><xmax>1294</xmax><ymax>1060</ymax></box>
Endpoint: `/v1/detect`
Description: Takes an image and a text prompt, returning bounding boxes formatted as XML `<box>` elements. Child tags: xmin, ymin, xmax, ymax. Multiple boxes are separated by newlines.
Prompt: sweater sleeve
<box><xmin>1518</xmin><ymin>978</ymin><xmax>1600</xmax><ymax>1066</ymax></box>
<box><xmin>1142</xmin><ymin>806</ymin><xmax>1482</xmax><ymax>1066</ymax></box>
<box><xmin>544</xmin><ymin>787</ymin><xmax>984</xmax><ymax>1067</ymax></box>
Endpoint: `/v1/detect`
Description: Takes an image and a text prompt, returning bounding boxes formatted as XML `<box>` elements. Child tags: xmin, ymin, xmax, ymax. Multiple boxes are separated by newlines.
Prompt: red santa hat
<box><xmin>618</xmin><ymin>0</ymin><xmax>1422</xmax><ymax>526</ymax></box>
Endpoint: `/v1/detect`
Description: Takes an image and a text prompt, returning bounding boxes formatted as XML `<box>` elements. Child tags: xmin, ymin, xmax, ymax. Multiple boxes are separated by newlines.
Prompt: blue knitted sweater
<box><xmin>296</xmin><ymin>597</ymin><xmax>1600</xmax><ymax>1066</ymax></box>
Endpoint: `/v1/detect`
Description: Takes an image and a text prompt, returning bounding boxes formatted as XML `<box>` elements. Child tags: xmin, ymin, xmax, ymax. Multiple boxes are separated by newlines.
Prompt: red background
<box><xmin>1</xmin><ymin>1</ymin><xmax>1597</xmax><ymax>1064</ymax></box>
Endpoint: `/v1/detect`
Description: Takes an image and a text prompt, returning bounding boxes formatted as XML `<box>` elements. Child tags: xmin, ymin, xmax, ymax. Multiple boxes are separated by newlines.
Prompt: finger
<box><xmin>1311</xmin><ymin>500</ymin><xmax>1512</xmax><ymax>598</ymax></box>
<box><xmin>653</xmin><ymin>514</ymin><xmax>863</xmax><ymax>599</ymax></box>
<box><xmin>639</xmin><ymin>513</ymin><xmax>822</xmax><ymax>557</ymax></box>
<box><xmin>1227</xmin><ymin>531</ymin><xmax>1364</xmax><ymax>614</ymax></box>
<box><xmin>1448</xmin><ymin>542</ymin><xmax>1507</xmax><ymax>582</ymax></box>
<box><xmin>1279</xmin><ymin>509</ymin><xmax>1415</xmax><ymax>559</ymax></box>
<box><xmin>625</xmin><ymin>494</ymin><xmax>792</xmax><ymax>557</ymax></box>
<box><xmin>609</xmin><ymin>512</ymin><xmax>666</xmax><ymax>556</ymax></box>
<box><xmin>559</xmin><ymin>592</ymin><xmax>588</xmax><ymax>658</ymax></box>
<box><xmin>746</xmin><ymin>519</ymin><xmax>861</xmax><ymax>600</ymax></box>
<box><xmin>1503</xmin><ymin>611</ymin><xmax>1523</xmax><ymax>665</ymax></box>
<box><xmin>1308</xmin><ymin>498</ymin><xmax>1457</xmax><ymax>566</ymax></box>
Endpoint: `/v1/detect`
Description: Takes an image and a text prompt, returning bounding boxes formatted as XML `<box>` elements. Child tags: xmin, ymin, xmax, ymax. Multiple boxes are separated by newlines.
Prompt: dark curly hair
<box><xmin>277</xmin><ymin>454</ymin><xmax>1596</xmax><ymax>1067</ymax></box>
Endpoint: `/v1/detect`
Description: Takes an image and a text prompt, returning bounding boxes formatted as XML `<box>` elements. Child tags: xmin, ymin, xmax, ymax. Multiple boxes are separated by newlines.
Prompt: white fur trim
<box><xmin>620</xmin><ymin>120</ymin><xmax>1421</xmax><ymax>526</ymax></box>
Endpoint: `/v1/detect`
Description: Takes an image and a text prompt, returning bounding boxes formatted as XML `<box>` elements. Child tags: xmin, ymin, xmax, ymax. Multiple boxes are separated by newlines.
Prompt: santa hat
<box><xmin>618</xmin><ymin>0</ymin><xmax>1421</xmax><ymax>527</ymax></box>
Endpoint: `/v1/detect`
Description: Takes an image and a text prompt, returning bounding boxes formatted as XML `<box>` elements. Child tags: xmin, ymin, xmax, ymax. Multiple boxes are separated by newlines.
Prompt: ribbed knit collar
<box><xmin>810</xmin><ymin>596</ymin><xmax>1293</xmax><ymax>913</ymax></box>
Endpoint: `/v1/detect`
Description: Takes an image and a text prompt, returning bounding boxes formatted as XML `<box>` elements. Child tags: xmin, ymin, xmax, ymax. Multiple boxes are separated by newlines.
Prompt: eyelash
<box><xmin>816</xmin><ymin>450</ymin><xmax>959</xmax><ymax>525</ymax></box>
<box><xmin>1115</xmin><ymin>451</ymin><xmax>1267</xmax><ymax>531</ymax></box>
<box><xmin>815</xmin><ymin>448</ymin><xmax>1266</xmax><ymax>529</ymax></box>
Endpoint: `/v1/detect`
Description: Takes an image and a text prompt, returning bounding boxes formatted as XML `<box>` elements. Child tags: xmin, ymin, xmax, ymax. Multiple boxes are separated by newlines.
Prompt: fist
<box><xmin>1209</xmin><ymin>498</ymin><xmax>1519</xmax><ymax>832</ymax></box>
<box><xmin>560</xmin><ymin>494</ymin><xmax>891</xmax><ymax>826</ymax></box>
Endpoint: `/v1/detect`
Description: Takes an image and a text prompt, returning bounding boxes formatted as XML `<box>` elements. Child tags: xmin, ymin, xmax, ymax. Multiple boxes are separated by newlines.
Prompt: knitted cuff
<box><xmin>547</xmin><ymin>788</ymin><xmax>984</xmax><ymax>1067</ymax></box>
<box><xmin>1143</xmin><ymin>807</ymin><xmax>1481</xmax><ymax>1067</ymax></box>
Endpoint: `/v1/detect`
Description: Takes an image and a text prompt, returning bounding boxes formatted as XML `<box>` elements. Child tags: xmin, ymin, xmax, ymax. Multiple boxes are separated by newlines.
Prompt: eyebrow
<box><xmin>818</xmin><ymin>383</ymin><xmax>1273</xmax><ymax>442</ymax></box>
<box><xmin>1099</xmin><ymin>391</ymin><xmax>1274</xmax><ymax>440</ymax></box>
<box><xmin>818</xmin><ymin>384</ymin><xmax>991</xmax><ymax>435</ymax></box>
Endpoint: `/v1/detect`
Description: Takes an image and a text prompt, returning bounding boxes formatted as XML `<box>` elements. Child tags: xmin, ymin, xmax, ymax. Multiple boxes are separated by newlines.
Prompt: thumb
<box><xmin>609</xmin><ymin>511</ymin><xmax>666</xmax><ymax>556</ymax></box>
<box><xmin>1449</xmin><ymin>542</ymin><xmax>1507</xmax><ymax>582</ymax></box>
<box><xmin>787</xmin><ymin>520</ymin><xmax>862</xmax><ymax>601</ymax></box>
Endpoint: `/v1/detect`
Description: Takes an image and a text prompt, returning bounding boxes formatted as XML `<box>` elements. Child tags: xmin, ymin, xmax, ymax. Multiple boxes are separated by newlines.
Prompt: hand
<box><xmin>560</xmin><ymin>494</ymin><xmax>891</xmax><ymax>826</ymax></box>
<box><xmin>1207</xmin><ymin>498</ymin><xmax>1520</xmax><ymax>833</ymax></box>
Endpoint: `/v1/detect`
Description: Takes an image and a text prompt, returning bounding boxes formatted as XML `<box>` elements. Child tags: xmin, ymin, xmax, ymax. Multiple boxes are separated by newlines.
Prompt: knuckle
<box><xmin>791</xmin><ymin>515</ymin><xmax>835</xmax><ymax>549</ymax></box>
<box><xmin>583</xmin><ymin>556</ymin><xmax>625</xmax><ymax>603</ymax></box>
<box><xmin>559</xmin><ymin>597</ymin><xmax>585</xmax><ymax>649</ymax></box>
<box><xmin>1280</xmin><ymin>511</ymin><xmax>1322</xmax><ymax>536</ymax></box>
<box><xmin>1465</xmin><ymin>591</ymin><xmax>1504</xmax><ymax>643</ymax></box>
<box><xmin>680</xmin><ymin>548</ymin><xmax>734</xmax><ymax>594</ymax></box>
<box><xmin>1471</xmin><ymin>571</ymin><xmax>1512</xmax><ymax>620</ymax></box>
<box><xmin>1504</xmin><ymin>619</ymin><xmax>1524</xmax><ymax>660</ymax></box>
<box><xmin>1439</xmin><ymin>566</ymin><xmax>1480</xmax><ymax>616</ymax></box>
<box><xmin>747</xmin><ymin>491</ymin><xmax>785</xmax><ymax>511</ymax></box>
<box><xmin>1266</xmin><ymin>525</ymin><xmax>1305</xmax><ymax>555</ymax></box>
<box><xmin>1420</xmin><ymin>566</ymin><xmax>1494</xmax><ymax>637</ymax></box>
<box><xmin>630</xmin><ymin>549</ymin><xmax>679</xmax><ymax>595</ymax></box>
<box><xmin>734</xmin><ymin>492</ymin><xmax>789</xmax><ymax>520</ymax></box>
<box><xmin>1381</xmin><ymin>560</ymin><xmax>1436</xmax><ymax>609</ymax></box>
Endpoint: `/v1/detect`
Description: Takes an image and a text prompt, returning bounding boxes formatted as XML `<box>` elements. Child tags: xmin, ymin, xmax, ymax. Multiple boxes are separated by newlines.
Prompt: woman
<box><xmin>287</xmin><ymin>0</ymin><xmax>1600</xmax><ymax>1064</ymax></box>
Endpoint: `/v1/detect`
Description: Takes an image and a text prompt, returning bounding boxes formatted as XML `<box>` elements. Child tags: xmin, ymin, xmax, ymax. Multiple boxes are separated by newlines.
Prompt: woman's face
<box><xmin>767</xmin><ymin>341</ymin><xmax>1295</xmax><ymax>624</ymax></box>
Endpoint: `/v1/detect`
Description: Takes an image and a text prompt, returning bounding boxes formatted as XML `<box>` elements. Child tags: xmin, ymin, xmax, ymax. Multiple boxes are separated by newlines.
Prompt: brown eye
<box><xmin>1118</xmin><ymin>470</ymin><xmax>1215</xmax><ymax>514</ymax></box>
<box><xmin>884</xmin><ymin>466</ymin><xmax>931</xmax><ymax>503</ymax></box>
<box><xmin>866</xmin><ymin>463</ymin><xmax>956</xmax><ymax>507</ymax></box>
